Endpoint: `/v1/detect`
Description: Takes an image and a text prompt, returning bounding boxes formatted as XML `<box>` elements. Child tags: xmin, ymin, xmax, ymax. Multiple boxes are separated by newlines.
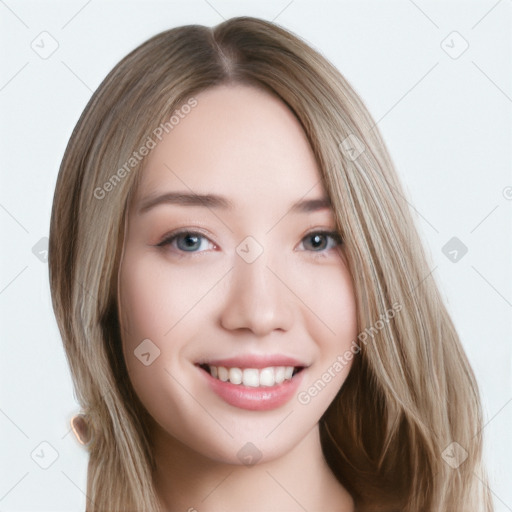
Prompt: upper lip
<box><xmin>197</xmin><ymin>354</ymin><xmax>308</xmax><ymax>369</ymax></box>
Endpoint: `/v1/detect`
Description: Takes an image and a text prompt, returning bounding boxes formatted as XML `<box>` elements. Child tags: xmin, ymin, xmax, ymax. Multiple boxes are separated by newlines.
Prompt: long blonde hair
<box><xmin>49</xmin><ymin>16</ymin><xmax>492</xmax><ymax>511</ymax></box>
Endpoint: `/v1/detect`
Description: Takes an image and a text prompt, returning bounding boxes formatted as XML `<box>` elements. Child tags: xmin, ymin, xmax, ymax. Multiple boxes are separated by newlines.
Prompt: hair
<box><xmin>49</xmin><ymin>16</ymin><xmax>493</xmax><ymax>512</ymax></box>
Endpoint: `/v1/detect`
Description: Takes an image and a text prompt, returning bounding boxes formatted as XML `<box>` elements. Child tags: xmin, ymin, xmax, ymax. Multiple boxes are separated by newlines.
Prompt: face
<box><xmin>117</xmin><ymin>83</ymin><xmax>358</xmax><ymax>465</ymax></box>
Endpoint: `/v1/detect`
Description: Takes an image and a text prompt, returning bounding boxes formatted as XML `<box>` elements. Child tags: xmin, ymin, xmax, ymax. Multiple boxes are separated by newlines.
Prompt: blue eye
<box><xmin>156</xmin><ymin>229</ymin><xmax>343</xmax><ymax>256</ymax></box>
<box><xmin>157</xmin><ymin>231</ymin><xmax>213</xmax><ymax>253</ymax></box>
<box><xmin>301</xmin><ymin>231</ymin><xmax>343</xmax><ymax>252</ymax></box>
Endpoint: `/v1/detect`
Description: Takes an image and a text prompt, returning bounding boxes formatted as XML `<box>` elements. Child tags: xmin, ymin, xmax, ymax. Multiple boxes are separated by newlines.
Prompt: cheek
<box><xmin>117</xmin><ymin>253</ymin><xmax>187</xmax><ymax>392</ymax></box>
<box><xmin>292</xmin><ymin>257</ymin><xmax>358</xmax><ymax>408</ymax></box>
<box><xmin>320</xmin><ymin>273</ymin><xmax>357</xmax><ymax>341</ymax></box>
<box><xmin>117</xmin><ymin>253</ymin><xmax>204</xmax><ymax>429</ymax></box>
<box><xmin>117</xmin><ymin>250</ymin><xmax>229</xmax><ymax>397</ymax></box>
<box><xmin>118</xmin><ymin>251</ymin><xmax>219</xmax><ymax>344</ymax></box>
<box><xmin>296</xmin><ymin>256</ymin><xmax>358</xmax><ymax>350</ymax></box>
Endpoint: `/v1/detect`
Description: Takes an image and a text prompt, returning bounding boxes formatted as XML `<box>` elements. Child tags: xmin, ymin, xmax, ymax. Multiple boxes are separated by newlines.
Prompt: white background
<box><xmin>1</xmin><ymin>1</ymin><xmax>511</xmax><ymax>510</ymax></box>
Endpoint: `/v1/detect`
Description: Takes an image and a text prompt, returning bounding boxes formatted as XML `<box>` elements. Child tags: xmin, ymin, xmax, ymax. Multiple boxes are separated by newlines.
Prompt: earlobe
<box><xmin>70</xmin><ymin>413</ymin><xmax>93</xmax><ymax>446</ymax></box>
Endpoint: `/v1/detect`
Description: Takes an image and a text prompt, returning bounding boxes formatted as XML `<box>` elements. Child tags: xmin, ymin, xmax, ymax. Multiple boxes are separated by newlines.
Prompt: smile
<box><xmin>199</xmin><ymin>364</ymin><xmax>303</xmax><ymax>387</ymax></box>
<box><xmin>196</xmin><ymin>356</ymin><xmax>308</xmax><ymax>411</ymax></box>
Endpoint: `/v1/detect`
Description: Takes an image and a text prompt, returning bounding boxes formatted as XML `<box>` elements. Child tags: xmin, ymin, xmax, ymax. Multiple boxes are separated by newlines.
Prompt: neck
<box><xmin>151</xmin><ymin>423</ymin><xmax>354</xmax><ymax>512</ymax></box>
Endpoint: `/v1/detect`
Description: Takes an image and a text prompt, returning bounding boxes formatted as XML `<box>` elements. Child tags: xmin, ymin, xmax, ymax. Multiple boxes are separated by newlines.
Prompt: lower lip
<box><xmin>200</xmin><ymin>367</ymin><xmax>305</xmax><ymax>411</ymax></box>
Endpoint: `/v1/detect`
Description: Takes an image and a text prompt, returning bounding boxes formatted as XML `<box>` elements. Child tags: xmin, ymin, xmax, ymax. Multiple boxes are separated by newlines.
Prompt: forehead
<box><xmin>134</xmin><ymin>83</ymin><xmax>326</xmax><ymax>209</ymax></box>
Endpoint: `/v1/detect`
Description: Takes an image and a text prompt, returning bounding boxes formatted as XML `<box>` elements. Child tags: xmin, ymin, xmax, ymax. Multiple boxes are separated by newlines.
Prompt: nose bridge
<box><xmin>234</xmin><ymin>234</ymin><xmax>274</xmax><ymax>293</ymax></box>
<box><xmin>236</xmin><ymin>245</ymin><xmax>274</xmax><ymax>297</ymax></box>
<box><xmin>219</xmin><ymin>238</ymin><xmax>293</xmax><ymax>336</ymax></box>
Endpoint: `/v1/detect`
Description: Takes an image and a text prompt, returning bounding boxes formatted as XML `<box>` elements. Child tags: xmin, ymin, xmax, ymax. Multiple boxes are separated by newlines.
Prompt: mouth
<box><xmin>198</xmin><ymin>363</ymin><xmax>305</xmax><ymax>387</ymax></box>
<box><xmin>196</xmin><ymin>357</ymin><xmax>308</xmax><ymax>411</ymax></box>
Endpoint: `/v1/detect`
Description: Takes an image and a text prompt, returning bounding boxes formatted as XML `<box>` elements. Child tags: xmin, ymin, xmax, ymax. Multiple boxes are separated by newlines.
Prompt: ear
<box><xmin>70</xmin><ymin>413</ymin><xmax>92</xmax><ymax>446</ymax></box>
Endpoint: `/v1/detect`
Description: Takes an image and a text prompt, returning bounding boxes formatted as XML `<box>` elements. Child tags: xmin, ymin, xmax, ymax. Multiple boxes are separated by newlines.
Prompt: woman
<box><xmin>49</xmin><ymin>16</ymin><xmax>492</xmax><ymax>511</ymax></box>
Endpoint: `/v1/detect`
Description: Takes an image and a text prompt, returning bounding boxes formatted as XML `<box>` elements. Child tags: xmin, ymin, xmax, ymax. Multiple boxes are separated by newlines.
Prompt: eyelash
<box><xmin>155</xmin><ymin>229</ymin><xmax>343</xmax><ymax>259</ymax></box>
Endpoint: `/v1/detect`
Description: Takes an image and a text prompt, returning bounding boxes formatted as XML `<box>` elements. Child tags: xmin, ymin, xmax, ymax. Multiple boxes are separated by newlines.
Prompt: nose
<box><xmin>219</xmin><ymin>252</ymin><xmax>294</xmax><ymax>337</ymax></box>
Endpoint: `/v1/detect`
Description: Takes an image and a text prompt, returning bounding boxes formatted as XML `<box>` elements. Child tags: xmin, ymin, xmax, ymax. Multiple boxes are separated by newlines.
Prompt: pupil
<box><xmin>311</xmin><ymin>234</ymin><xmax>325</xmax><ymax>250</ymax></box>
<box><xmin>180</xmin><ymin>234</ymin><xmax>199</xmax><ymax>250</ymax></box>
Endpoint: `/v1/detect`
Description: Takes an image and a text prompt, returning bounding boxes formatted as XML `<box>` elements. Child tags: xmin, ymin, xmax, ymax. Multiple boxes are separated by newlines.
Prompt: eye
<box><xmin>299</xmin><ymin>231</ymin><xmax>343</xmax><ymax>252</ymax></box>
<box><xmin>156</xmin><ymin>230</ymin><xmax>215</xmax><ymax>253</ymax></box>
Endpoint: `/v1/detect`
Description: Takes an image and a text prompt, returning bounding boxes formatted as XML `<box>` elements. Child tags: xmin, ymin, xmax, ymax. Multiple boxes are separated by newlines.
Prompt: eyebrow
<box><xmin>137</xmin><ymin>191</ymin><xmax>332</xmax><ymax>215</ymax></box>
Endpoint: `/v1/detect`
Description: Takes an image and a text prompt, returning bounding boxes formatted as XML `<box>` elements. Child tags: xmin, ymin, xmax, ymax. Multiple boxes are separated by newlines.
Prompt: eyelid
<box><xmin>155</xmin><ymin>228</ymin><xmax>217</xmax><ymax>253</ymax></box>
<box><xmin>155</xmin><ymin>227</ymin><xmax>343</xmax><ymax>255</ymax></box>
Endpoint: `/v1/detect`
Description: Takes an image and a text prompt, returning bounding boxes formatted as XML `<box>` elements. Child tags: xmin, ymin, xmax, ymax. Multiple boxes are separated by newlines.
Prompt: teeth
<box><xmin>274</xmin><ymin>366</ymin><xmax>285</xmax><ymax>384</ymax></box>
<box><xmin>243</xmin><ymin>368</ymin><xmax>260</xmax><ymax>387</ymax></box>
<box><xmin>218</xmin><ymin>366</ymin><xmax>229</xmax><ymax>382</ymax></box>
<box><xmin>206</xmin><ymin>365</ymin><xmax>298</xmax><ymax>387</ymax></box>
<box><xmin>258</xmin><ymin>367</ymin><xmax>274</xmax><ymax>387</ymax></box>
<box><xmin>229</xmin><ymin>367</ymin><xmax>243</xmax><ymax>385</ymax></box>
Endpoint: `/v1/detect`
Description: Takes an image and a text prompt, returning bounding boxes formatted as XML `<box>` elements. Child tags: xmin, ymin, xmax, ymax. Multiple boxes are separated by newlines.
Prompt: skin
<box><xmin>118</xmin><ymin>83</ymin><xmax>357</xmax><ymax>511</ymax></box>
